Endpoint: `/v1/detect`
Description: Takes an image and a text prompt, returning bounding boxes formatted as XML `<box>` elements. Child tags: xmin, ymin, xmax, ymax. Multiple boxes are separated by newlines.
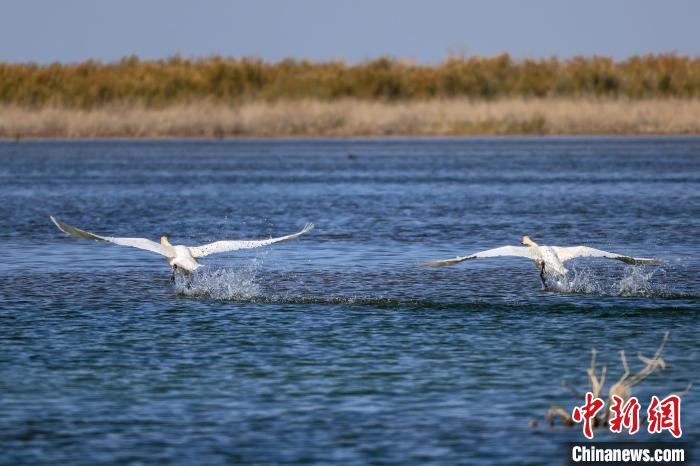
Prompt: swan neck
<box><xmin>522</xmin><ymin>236</ymin><xmax>538</xmax><ymax>248</ymax></box>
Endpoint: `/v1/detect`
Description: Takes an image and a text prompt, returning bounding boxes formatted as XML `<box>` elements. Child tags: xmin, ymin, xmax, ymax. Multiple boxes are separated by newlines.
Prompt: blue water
<box><xmin>0</xmin><ymin>138</ymin><xmax>698</xmax><ymax>465</ymax></box>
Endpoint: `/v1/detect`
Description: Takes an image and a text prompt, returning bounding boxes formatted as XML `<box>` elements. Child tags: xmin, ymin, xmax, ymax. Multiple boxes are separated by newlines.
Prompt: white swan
<box><xmin>418</xmin><ymin>236</ymin><xmax>662</xmax><ymax>287</ymax></box>
<box><xmin>50</xmin><ymin>216</ymin><xmax>314</xmax><ymax>275</ymax></box>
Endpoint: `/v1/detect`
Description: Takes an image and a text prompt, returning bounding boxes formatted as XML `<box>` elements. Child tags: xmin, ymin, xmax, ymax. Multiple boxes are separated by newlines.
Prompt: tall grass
<box><xmin>4</xmin><ymin>98</ymin><xmax>700</xmax><ymax>138</ymax></box>
<box><xmin>2</xmin><ymin>54</ymin><xmax>700</xmax><ymax>108</ymax></box>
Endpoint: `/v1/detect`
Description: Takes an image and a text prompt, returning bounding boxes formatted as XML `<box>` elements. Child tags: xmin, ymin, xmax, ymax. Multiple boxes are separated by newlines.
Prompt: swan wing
<box><xmin>418</xmin><ymin>246</ymin><xmax>533</xmax><ymax>267</ymax></box>
<box><xmin>189</xmin><ymin>223</ymin><xmax>314</xmax><ymax>258</ymax></box>
<box><xmin>50</xmin><ymin>216</ymin><xmax>168</xmax><ymax>256</ymax></box>
<box><xmin>553</xmin><ymin>246</ymin><xmax>662</xmax><ymax>265</ymax></box>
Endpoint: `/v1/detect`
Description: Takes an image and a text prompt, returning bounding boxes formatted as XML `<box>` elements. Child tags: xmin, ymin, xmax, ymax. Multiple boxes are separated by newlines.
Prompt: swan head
<box><xmin>160</xmin><ymin>236</ymin><xmax>171</xmax><ymax>247</ymax></box>
<box><xmin>522</xmin><ymin>235</ymin><xmax>538</xmax><ymax>247</ymax></box>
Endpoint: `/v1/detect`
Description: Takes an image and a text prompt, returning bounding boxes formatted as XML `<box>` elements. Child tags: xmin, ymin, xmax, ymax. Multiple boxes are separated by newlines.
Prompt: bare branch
<box><xmin>541</xmin><ymin>332</ymin><xmax>691</xmax><ymax>433</ymax></box>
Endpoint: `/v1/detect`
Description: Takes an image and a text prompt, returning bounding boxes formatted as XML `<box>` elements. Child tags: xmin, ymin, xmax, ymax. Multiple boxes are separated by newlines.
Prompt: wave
<box><xmin>548</xmin><ymin>264</ymin><xmax>671</xmax><ymax>297</ymax></box>
<box><xmin>551</xmin><ymin>265</ymin><xmax>698</xmax><ymax>299</ymax></box>
<box><xmin>172</xmin><ymin>260</ymin><xmax>698</xmax><ymax>304</ymax></box>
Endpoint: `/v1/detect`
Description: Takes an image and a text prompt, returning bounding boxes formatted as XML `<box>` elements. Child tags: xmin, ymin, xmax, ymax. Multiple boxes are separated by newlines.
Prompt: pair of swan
<box><xmin>50</xmin><ymin>217</ymin><xmax>661</xmax><ymax>288</ymax></box>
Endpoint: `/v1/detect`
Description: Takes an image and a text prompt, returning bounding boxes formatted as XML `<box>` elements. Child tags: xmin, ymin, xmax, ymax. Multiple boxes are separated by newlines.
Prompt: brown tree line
<box><xmin>1</xmin><ymin>54</ymin><xmax>699</xmax><ymax>108</ymax></box>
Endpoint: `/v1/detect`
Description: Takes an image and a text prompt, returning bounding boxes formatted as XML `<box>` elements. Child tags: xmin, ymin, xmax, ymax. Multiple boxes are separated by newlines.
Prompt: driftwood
<box><xmin>543</xmin><ymin>332</ymin><xmax>691</xmax><ymax>429</ymax></box>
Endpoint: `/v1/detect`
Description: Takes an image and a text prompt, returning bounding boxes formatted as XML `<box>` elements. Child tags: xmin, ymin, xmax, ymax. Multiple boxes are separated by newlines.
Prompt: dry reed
<box><xmin>2</xmin><ymin>98</ymin><xmax>700</xmax><ymax>138</ymax></box>
<box><xmin>3</xmin><ymin>55</ymin><xmax>700</xmax><ymax>108</ymax></box>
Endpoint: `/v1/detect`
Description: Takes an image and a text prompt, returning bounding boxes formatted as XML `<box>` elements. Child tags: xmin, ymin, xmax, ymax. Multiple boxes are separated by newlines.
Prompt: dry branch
<box><xmin>544</xmin><ymin>332</ymin><xmax>690</xmax><ymax>430</ymax></box>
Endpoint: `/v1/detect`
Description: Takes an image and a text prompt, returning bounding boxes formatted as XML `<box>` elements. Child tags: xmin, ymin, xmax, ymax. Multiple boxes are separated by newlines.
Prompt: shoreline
<box><xmin>3</xmin><ymin>98</ymin><xmax>700</xmax><ymax>139</ymax></box>
<box><xmin>5</xmin><ymin>134</ymin><xmax>700</xmax><ymax>142</ymax></box>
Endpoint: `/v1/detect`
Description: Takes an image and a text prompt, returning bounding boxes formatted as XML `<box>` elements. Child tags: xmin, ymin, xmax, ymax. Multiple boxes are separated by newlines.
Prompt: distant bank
<box><xmin>2</xmin><ymin>98</ymin><xmax>700</xmax><ymax>138</ymax></box>
<box><xmin>3</xmin><ymin>54</ymin><xmax>700</xmax><ymax>137</ymax></box>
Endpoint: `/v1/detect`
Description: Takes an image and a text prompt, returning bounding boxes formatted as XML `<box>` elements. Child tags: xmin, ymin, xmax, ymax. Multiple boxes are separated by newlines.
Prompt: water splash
<box><xmin>616</xmin><ymin>265</ymin><xmax>659</xmax><ymax>296</ymax></box>
<box><xmin>550</xmin><ymin>265</ymin><xmax>602</xmax><ymax>294</ymax></box>
<box><xmin>173</xmin><ymin>259</ymin><xmax>262</xmax><ymax>299</ymax></box>
<box><xmin>547</xmin><ymin>264</ymin><xmax>665</xmax><ymax>297</ymax></box>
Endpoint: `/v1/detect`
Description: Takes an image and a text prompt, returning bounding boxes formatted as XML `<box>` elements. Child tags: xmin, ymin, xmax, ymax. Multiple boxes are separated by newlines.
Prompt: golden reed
<box><xmin>2</xmin><ymin>98</ymin><xmax>700</xmax><ymax>138</ymax></box>
<box><xmin>2</xmin><ymin>54</ymin><xmax>700</xmax><ymax>107</ymax></box>
<box><xmin>3</xmin><ymin>54</ymin><xmax>700</xmax><ymax>137</ymax></box>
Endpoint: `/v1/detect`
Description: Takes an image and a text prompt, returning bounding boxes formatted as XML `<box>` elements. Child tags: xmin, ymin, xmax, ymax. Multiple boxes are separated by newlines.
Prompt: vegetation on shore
<box><xmin>2</xmin><ymin>54</ymin><xmax>700</xmax><ymax>137</ymax></box>
<box><xmin>3</xmin><ymin>98</ymin><xmax>700</xmax><ymax>138</ymax></box>
<box><xmin>2</xmin><ymin>54</ymin><xmax>700</xmax><ymax>108</ymax></box>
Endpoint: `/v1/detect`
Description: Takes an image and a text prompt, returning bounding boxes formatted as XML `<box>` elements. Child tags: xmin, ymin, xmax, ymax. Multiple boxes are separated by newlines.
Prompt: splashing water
<box><xmin>173</xmin><ymin>259</ymin><xmax>262</xmax><ymax>299</ymax></box>
<box><xmin>616</xmin><ymin>265</ymin><xmax>659</xmax><ymax>296</ymax></box>
<box><xmin>172</xmin><ymin>261</ymin><xmax>668</xmax><ymax>302</ymax></box>
<box><xmin>546</xmin><ymin>264</ymin><xmax>664</xmax><ymax>296</ymax></box>
<box><xmin>549</xmin><ymin>265</ymin><xmax>603</xmax><ymax>294</ymax></box>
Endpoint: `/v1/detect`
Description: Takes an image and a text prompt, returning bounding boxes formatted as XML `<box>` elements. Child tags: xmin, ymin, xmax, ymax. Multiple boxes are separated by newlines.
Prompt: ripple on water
<box><xmin>1</xmin><ymin>138</ymin><xmax>699</xmax><ymax>466</ymax></box>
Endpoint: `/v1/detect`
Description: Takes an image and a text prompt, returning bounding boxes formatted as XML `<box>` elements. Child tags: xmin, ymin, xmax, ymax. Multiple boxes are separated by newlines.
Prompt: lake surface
<box><xmin>0</xmin><ymin>138</ymin><xmax>698</xmax><ymax>465</ymax></box>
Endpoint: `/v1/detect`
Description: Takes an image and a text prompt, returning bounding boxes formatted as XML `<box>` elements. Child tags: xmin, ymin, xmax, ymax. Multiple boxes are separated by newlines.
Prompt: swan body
<box><xmin>165</xmin><ymin>241</ymin><xmax>202</xmax><ymax>272</ymax></box>
<box><xmin>50</xmin><ymin>216</ymin><xmax>314</xmax><ymax>274</ymax></box>
<box><xmin>419</xmin><ymin>235</ymin><xmax>662</xmax><ymax>287</ymax></box>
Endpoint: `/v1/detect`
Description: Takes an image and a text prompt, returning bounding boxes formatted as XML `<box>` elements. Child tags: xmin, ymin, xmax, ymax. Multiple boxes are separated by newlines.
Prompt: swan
<box><xmin>50</xmin><ymin>216</ymin><xmax>314</xmax><ymax>277</ymax></box>
<box><xmin>418</xmin><ymin>236</ymin><xmax>662</xmax><ymax>287</ymax></box>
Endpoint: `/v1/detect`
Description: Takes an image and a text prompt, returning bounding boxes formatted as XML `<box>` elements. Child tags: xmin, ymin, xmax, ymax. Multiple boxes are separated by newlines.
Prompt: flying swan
<box><xmin>418</xmin><ymin>236</ymin><xmax>662</xmax><ymax>287</ymax></box>
<box><xmin>50</xmin><ymin>216</ymin><xmax>314</xmax><ymax>276</ymax></box>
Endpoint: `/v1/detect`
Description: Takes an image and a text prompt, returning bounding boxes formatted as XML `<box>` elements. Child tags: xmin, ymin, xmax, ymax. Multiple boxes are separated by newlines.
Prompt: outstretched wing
<box><xmin>418</xmin><ymin>246</ymin><xmax>534</xmax><ymax>267</ymax></box>
<box><xmin>188</xmin><ymin>223</ymin><xmax>314</xmax><ymax>258</ymax></box>
<box><xmin>50</xmin><ymin>216</ymin><xmax>167</xmax><ymax>256</ymax></box>
<box><xmin>553</xmin><ymin>246</ymin><xmax>662</xmax><ymax>265</ymax></box>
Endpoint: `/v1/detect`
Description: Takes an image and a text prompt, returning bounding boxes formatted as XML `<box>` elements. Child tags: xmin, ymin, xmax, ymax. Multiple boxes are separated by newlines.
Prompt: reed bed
<box><xmin>3</xmin><ymin>55</ymin><xmax>700</xmax><ymax>108</ymax></box>
<box><xmin>3</xmin><ymin>98</ymin><xmax>700</xmax><ymax>138</ymax></box>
